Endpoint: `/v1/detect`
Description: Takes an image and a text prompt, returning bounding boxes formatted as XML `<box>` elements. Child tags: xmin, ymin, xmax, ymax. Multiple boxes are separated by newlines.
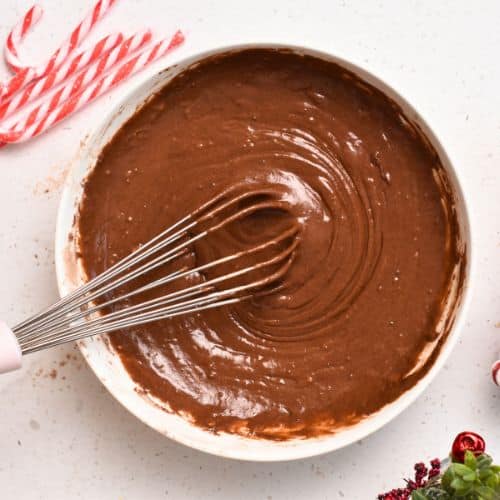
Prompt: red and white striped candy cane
<box><xmin>2</xmin><ymin>0</ymin><xmax>119</xmax><ymax>100</ymax></box>
<box><xmin>0</xmin><ymin>32</ymin><xmax>124</xmax><ymax>122</ymax></box>
<box><xmin>4</xmin><ymin>4</ymin><xmax>43</xmax><ymax>73</ymax></box>
<box><xmin>5</xmin><ymin>30</ymin><xmax>151</xmax><ymax>131</ymax></box>
<box><xmin>1</xmin><ymin>30</ymin><xmax>151</xmax><ymax>129</ymax></box>
<box><xmin>0</xmin><ymin>31</ymin><xmax>184</xmax><ymax>144</ymax></box>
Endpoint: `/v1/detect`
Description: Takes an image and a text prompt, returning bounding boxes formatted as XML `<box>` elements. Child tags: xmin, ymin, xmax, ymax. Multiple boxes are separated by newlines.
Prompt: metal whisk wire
<box><xmin>13</xmin><ymin>188</ymin><xmax>300</xmax><ymax>355</ymax></box>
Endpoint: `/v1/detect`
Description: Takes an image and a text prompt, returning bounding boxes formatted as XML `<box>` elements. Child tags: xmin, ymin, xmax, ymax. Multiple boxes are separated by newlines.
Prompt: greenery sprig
<box><xmin>413</xmin><ymin>451</ymin><xmax>500</xmax><ymax>499</ymax></box>
<box><xmin>378</xmin><ymin>432</ymin><xmax>500</xmax><ymax>500</ymax></box>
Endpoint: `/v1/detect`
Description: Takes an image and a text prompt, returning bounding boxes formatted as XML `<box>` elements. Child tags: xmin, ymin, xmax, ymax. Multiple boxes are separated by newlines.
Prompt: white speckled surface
<box><xmin>0</xmin><ymin>1</ymin><xmax>498</xmax><ymax>498</ymax></box>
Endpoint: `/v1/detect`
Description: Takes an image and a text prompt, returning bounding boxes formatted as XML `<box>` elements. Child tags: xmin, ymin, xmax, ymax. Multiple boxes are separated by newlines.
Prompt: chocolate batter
<box><xmin>77</xmin><ymin>50</ymin><xmax>464</xmax><ymax>439</ymax></box>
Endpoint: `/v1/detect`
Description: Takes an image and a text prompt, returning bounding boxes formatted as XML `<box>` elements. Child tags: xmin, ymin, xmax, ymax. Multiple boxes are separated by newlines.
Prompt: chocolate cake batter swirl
<box><xmin>77</xmin><ymin>50</ymin><xmax>464</xmax><ymax>439</ymax></box>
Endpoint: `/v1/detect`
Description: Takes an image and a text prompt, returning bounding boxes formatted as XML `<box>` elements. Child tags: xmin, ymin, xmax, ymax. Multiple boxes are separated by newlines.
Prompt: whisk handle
<box><xmin>0</xmin><ymin>321</ymin><xmax>22</xmax><ymax>374</ymax></box>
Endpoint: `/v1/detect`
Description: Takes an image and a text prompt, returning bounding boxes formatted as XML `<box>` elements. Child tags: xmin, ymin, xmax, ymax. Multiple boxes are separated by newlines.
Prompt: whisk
<box><xmin>0</xmin><ymin>189</ymin><xmax>300</xmax><ymax>374</ymax></box>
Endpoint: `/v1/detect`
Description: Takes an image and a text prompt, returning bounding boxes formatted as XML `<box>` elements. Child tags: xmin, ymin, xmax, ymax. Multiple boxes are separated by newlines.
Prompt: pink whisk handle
<box><xmin>0</xmin><ymin>321</ymin><xmax>22</xmax><ymax>373</ymax></box>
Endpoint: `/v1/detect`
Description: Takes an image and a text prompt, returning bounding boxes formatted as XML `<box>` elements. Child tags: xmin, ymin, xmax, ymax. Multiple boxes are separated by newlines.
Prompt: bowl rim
<box><xmin>55</xmin><ymin>42</ymin><xmax>474</xmax><ymax>462</ymax></box>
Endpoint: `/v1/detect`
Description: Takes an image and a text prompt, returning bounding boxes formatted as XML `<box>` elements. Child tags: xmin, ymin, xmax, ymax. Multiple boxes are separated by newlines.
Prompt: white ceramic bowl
<box><xmin>55</xmin><ymin>44</ymin><xmax>472</xmax><ymax>461</ymax></box>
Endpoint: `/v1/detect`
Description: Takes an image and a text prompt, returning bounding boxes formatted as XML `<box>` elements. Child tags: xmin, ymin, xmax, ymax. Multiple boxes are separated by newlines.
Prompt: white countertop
<box><xmin>0</xmin><ymin>1</ymin><xmax>499</xmax><ymax>498</ymax></box>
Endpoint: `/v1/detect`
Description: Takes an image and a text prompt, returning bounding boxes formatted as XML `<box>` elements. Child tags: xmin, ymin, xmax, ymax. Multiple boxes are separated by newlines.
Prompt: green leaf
<box><xmin>475</xmin><ymin>485</ymin><xmax>495</xmax><ymax>500</ymax></box>
<box><xmin>451</xmin><ymin>476</ymin><xmax>467</xmax><ymax>490</ymax></box>
<box><xmin>415</xmin><ymin>487</ymin><xmax>451</xmax><ymax>500</ymax></box>
<box><xmin>486</xmin><ymin>475</ymin><xmax>499</xmax><ymax>489</ymax></box>
<box><xmin>442</xmin><ymin>467</ymin><xmax>454</xmax><ymax>489</ymax></box>
<box><xmin>464</xmin><ymin>450</ymin><xmax>478</xmax><ymax>470</ymax></box>
<box><xmin>477</xmin><ymin>454</ymin><xmax>493</xmax><ymax>468</ymax></box>
<box><xmin>452</xmin><ymin>463</ymin><xmax>472</xmax><ymax>476</ymax></box>
<box><xmin>411</xmin><ymin>490</ymin><xmax>429</xmax><ymax>500</ymax></box>
<box><xmin>459</xmin><ymin>483</ymin><xmax>473</xmax><ymax>496</ymax></box>
<box><xmin>479</xmin><ymin>469</ymin><xmax>493</xmax><ymax>479</ymax></box>
<box><xmin>463</xmin><ymin>471</ymin><xmax>476</xmax><ymax>482</ymax></box>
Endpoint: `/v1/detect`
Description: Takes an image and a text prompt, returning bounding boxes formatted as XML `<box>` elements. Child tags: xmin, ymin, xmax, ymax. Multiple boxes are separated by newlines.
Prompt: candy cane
<box><xmin>1</xmin><ymin>30</ymin><xmax>151</xmax><ymax>129</ymax></box>
<box><xmin>4</xmin><ymin>4</ymin><xmax>43</xmax><ymax>72</ymax></box>
<box><xmin>2</xmin><ymin>0</ymin><xmax>119</xmax><ymax>100</ymax></box>
<box><xmin>0</xmin><ymin>31</ymin><xmax>184</xmax><ymax>144</ymax></box>
<box><xmin>0</xmin><ymin>32</ymin><xmax>124</xmax><ymax>121</ymax></box>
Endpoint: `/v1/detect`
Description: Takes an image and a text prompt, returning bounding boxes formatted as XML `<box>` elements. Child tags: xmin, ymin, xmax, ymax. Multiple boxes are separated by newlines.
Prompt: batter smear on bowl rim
<box><xmin>76</xmin><ymin>49</ymin><xmax>465</xmax><ymax>439</ymax></box>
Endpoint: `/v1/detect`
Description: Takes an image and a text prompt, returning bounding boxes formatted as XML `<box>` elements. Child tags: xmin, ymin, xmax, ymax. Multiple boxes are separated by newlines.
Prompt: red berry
<box><xmin>451</xmin><ymin>431</ymin><xmax>485</xmax><ymax>462</ymax></box>
<box><xmin>492</xmin><ymin>360</ymin><xmax>500</xmax><ymax>386</ymax></box>
<box><xmin>428</xmin><ymin>467</ymin><xmax>440</xmax><ymax>478</ymax></box>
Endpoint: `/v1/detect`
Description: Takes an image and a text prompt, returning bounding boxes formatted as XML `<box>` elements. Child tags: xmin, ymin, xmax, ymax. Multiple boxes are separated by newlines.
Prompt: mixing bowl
<box><xmin>55</xmin><ymin>44</ymin><xmax>472</xmax><ymax>461</ymax></box>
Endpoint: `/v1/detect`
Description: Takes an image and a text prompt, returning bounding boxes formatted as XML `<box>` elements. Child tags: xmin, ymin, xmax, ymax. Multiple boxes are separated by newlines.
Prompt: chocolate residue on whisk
<box><xmin>76</xmin><ymin>50</ymin><xmax>465</xmax><ymax>439</ymax></box>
